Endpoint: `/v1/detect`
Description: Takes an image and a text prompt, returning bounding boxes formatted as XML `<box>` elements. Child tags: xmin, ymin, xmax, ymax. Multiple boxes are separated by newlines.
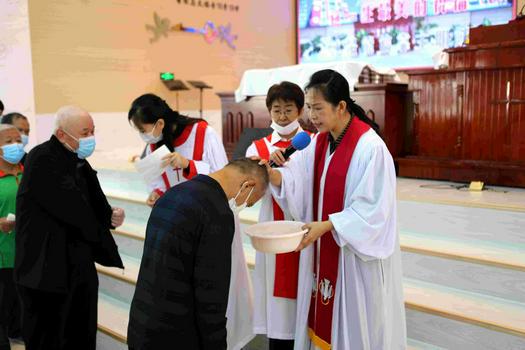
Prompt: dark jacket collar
<box><xmin>49</xmin><ymin>135</ymin><xmax>88</xmax><ymax>169</ymax></box>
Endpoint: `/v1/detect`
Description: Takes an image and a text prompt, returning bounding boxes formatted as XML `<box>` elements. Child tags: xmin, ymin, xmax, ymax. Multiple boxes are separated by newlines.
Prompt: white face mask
<box><xmin>140</xmin><ymin>122</ymin><xmax>163</xmax><ymax>144</ymax></box>
<box><xmin>271</xmin><ymin>119</ymin><xmax>300</xmax><ymax>136</ymax></box>
<box><xmin>228</xmin><ymin>182</ymin><xmax>254</xmax><ymax>215</ymax></box>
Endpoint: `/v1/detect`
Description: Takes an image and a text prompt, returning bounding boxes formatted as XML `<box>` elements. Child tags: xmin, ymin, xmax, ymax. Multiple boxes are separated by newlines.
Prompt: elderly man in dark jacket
<box><xmin>15</xmin><ymin>105</ymin><xmax>125</xmax><ymax>350</ymax></box>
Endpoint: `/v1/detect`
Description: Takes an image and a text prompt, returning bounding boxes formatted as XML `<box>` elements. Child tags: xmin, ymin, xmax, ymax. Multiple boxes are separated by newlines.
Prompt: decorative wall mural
<box><xmin>146</xmin><ymin>12</ymin><xmax>238</xmax><ymax>49</ymax></box>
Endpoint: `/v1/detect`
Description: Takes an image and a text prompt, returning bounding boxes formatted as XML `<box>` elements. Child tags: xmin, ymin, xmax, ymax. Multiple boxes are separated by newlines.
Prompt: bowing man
<box><xmin>128</xmin><ymin>159</ymin><xmax>269</xmax><ymax>350</ymax></box>
<box><xmin>128</xmin><ymin>94</ymin><xmax>255</xmax><ymax>349</ymax></box>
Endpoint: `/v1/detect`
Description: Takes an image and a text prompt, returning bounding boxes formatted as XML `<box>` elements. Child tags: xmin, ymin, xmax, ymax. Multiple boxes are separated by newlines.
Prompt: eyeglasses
<box><xmin>271</xmin><ymin>109</ymin><xmax>295</xmax><ymax>117</ymax></box>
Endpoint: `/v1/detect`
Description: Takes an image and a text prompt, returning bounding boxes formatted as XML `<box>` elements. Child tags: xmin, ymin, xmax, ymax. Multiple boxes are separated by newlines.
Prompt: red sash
<box><xmin>254</xmin><ymin>135</ymin><xmax>300</xmax><ymax>299</ymax></box>
<box><xmin>151</xmin><ymin>121</ymin><xmax>208</xmax><ymax>191</ymax></box>
<box><xmin>308</xmin><ymin>118</ymin><xmax>370</xmax><ymax>349</ymax></box>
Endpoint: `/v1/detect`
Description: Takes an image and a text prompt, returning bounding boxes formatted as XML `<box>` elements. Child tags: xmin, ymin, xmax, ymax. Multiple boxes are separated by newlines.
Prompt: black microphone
<box><xmin>269</xmin><ymin>131</ymin><xmax>311</xmax><ymax>168</ymax></box>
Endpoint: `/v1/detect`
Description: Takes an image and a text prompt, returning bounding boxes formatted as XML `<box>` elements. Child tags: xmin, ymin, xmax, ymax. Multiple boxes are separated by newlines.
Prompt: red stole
<box><xmin>308</xmin><ymin>118</ymin><xmax>370</xmax><ymax>349</ymax></box>
<box><xmin>151</xmin><ymin>121</ymin><xmax>208</xmax><ymax>190</ymax></box>
<box><xmin>254</xmin><ymin>135</ymin><xmax>300</xmax><ymax>299</ymax></box>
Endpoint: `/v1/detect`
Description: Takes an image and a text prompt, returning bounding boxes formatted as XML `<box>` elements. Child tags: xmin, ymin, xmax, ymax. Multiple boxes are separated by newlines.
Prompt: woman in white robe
<box><xmin>128</xmin><ymin>93</ymin><xmax>254</xmax><ymax>350</ymax></box>
<box><xmin>246</xmin><ymin>82</ymin><xmax>309</xmax><ymax>350</ymax></box>
<box><xmin>265</xmin><ymin>70</ymin><xmax>406</xmax><ymax>350</ymax></box>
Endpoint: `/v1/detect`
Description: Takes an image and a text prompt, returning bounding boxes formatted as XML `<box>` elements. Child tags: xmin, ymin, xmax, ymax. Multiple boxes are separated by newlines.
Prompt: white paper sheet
<box><xmin>134</xmin><ymin>145</ymin><xmax>171</xmax><ymax>186</ymax></box>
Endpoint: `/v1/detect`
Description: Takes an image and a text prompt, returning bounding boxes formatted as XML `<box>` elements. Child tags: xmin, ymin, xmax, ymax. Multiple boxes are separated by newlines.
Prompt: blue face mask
<box><xmin>1</xmin><ymin>143</ymin><xmax>25</xmax><ymax>164</ymax></box>
<box><xmin>63</xmin><ymin>130</ymin><xmax>96</xmax><ymax>159</ymax></box>
<box><xmin>74</xmin><ymin>136</ymin><xmax>96</xmax><ymax>159</ymax></box>
<box><xmin>21</xmin><ymin>134</ymin><xmax>29</xmax><ymax>148</ymax></box>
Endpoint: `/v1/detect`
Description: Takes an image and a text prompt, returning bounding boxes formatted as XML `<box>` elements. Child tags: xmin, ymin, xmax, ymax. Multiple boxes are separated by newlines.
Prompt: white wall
<box><xmin>0</xmin><ymin>0</ymin><xmax>36</xmax><ymax>146</ymax></box>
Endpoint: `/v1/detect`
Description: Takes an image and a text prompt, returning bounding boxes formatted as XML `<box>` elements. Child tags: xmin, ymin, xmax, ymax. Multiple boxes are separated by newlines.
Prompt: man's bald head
<box><xmin>54</xmin><ymin>105</ymin><xmax>95</xmax><ymax>150</ymax></box>
<box><xmin>54</xmin><ymin>106</ymin><xmax>91</xmax><ymax>132</ymax></box>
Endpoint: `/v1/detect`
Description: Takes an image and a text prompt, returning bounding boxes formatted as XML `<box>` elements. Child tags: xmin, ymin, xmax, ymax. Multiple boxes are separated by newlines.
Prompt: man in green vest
<box><xmin>0</xmin><ymin>124</ymin><xmax>25</xmax><ymax>350</ymax></box>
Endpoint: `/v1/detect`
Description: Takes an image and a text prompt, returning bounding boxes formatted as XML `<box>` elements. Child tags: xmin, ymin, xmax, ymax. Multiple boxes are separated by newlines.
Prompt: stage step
<box><xmin>398</xmin><ymin>200</ymin><xmax>525</xmax><ymax>246</ymax></box>
<box><xmin>99</xmin><ymin>176</ymin><xmax>525</xmax><ymax>349</ymax></box>
<box><xmin>97</xmin><ymin>293</ymin><xmax>128</xmax><ymax>349</ymax></box>
<box><xmin>402</xmin><ymin>250</ymin><xmax>525</xmax><ymax>304</ymax></box>
<box><xmin>404</xmin><ymin>278</ymin><xmax>525</xmax><ymax>338</ymax></box>
<box><xmin>96</xmin><ymin>242</ymin><xmax>525</xmax><ymax>348</ymax></box>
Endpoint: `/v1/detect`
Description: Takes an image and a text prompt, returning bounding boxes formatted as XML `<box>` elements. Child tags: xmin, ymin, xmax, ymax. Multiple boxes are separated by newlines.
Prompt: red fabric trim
<box><xmin>183</xmin><ymin>160</ymin><xmax>198</xmax><ymax>180</ymax></box>
<box><xmin>253</xmin><ymin>136</ymin><xmax>299</xmax><ymax>299</ymax></box>
<box><xmin>192</xmin><ymin>121</ymin><xmax>207</xmax><ymax>161</ymax></box>
<box><xmin>254</xmin><ymin>139</ymin><xmax>270</xmax><ymax>160</ymax></box>
<box><xmin>173</xmin><ymin>124</ymin><xmax>194</xmax><ymax>147</ymax></box>
<box><xmin>153</xmin><ymin>188</ymin><xmax>165</xmax><ymax>197</ymax></box>
<box><xmin>160</xmin><ymin>172</ymin><xmax>171</xmax><ymax>191</ymax></box>
<box><xmin>308</xmin><ymin>118</ymin><xmax>370</xmax><ymax>346</ymax></box>
<box><xmin>272</xmin><ymin>197</ymin><xmax>300</xmax><ymax>299</ymax></box>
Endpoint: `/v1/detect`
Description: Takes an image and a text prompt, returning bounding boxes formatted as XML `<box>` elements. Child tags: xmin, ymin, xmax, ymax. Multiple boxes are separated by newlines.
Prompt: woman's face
<box><xmin>133</xmin><ymin>118</ymin><xmax>165</xmax><ymax>137</ymax></box>
<box><xmin>305</xmin><ymin>88</ymin><xmax>342</xmax><ymax>133</ymax></box>
<box><xmin>269</xmin><ymin>99</ymin><xmax>301</xmax><ymax>126</ymax></box>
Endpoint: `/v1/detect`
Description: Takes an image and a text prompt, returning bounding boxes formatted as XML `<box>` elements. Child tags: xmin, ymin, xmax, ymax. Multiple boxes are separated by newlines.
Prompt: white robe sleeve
<box><xmin>269</xmin><ymin>138</ymin><xmax>316</xmax><ymax>223</ymax></box>
<box><xmin>245</xmin><ymin>143</ymin><xmax>258</xmax><ymax>158</ymax></box>
<box><xmin>328</xmin><ymin>139</ymin><xmax>397</xmax><ymax>261</ymax></box>
<box><xmin>195</xmin><ymin>126</ymin><xmax>228</xmax><ymax>174</ymax></box>
<box><xmin>147</xmin><ymin>175</ymin><xmax>167</xmax><ymax>194</ymax></box>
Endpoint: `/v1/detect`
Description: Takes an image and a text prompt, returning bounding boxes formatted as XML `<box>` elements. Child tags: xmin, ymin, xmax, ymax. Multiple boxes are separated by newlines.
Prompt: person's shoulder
<box><xmin>357</xmin><ymin>130</ymin><xmax>392</xmax><ymax>161</ymax></box>
<box><xmin>29</xmin><ymin>138</ymin><xmax>53</xmax><ymax>154</ymax></box>
<box><xmin>162</xmin><ymin>180</ymin><xmax>204</xmax><ymax>205</ymax></box>
<box><xmin>25</xmin><ymin>139</ymin><xmax>57</xmax><ymax>164</ymax></box>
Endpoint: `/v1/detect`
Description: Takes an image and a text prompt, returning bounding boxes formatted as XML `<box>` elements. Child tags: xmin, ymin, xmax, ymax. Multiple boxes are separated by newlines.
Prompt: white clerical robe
<box><xmin>147</xmin><ymin>122</ymin><xmax>255</xmax><ymax>350</ymax></box>
<box><xmin>271</xmin><ymin>130</ymin><xmax>406</xmax><ymax>350</ymax></box>
<box><xmin>245</xmin><ymin>129</ymin><xmax>304</xmax><ymax>340</ymax></box>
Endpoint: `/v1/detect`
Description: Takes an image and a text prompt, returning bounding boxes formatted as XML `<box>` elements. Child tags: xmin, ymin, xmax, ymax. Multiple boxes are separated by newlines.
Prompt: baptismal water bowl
<box><xmin>244</xmin><ymin>221</ymin><xmax>307</xmax><ymax>254</ymax></box>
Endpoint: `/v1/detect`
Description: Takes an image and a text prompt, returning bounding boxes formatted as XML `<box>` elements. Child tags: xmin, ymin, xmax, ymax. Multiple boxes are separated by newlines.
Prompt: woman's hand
<box><xmin>146</xmin><ymin>191</ymin><xmax>161</xmax><ymax>208</ymax></box>
<box><xmin>269</xmin><ymin>148</ymin><xmax>287</xmax><ymax>167</ymax></box>
<box><xmin>256</xmin><ymin>158</ymin><xmax>282</xmax><ymax>187</ymax></box>
<box><xmin>295</xmin><ymin>220</ymin><xmax>334</xmax><ymax>251</ymax></box>
<box><xmin>162</xmin><ymin>152</ymin><xmax>189</xmax><ymax>169</ymax></box>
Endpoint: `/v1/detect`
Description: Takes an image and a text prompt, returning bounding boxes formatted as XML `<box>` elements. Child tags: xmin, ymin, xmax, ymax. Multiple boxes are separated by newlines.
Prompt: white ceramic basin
<box><xmin>244</xmin><ymin>221</ymin><xmax>307</xmax><ymax>254</ymax></box>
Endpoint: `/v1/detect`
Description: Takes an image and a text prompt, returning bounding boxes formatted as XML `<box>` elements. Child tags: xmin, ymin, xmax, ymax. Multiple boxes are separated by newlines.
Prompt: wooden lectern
<box><xmin>398</xmin><ymin>19</ymin><xmax>525</xmax><ymax>187</ymax></box>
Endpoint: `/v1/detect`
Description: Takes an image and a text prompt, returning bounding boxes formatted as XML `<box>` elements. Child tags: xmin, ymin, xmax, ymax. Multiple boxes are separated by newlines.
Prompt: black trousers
<box><xmin>17</xmin><ymin>265</ymin><xmax>98</xmax><ymax>350</ymax></box>
<box><xmin>269</xmin><ymin>338</ymin><xmax>294</xmax><ymax>350</ymax></box>
<box><xmin>0</xmin><ymin>268</ymin><xmax>22</xmax><ymax>350</ymax></box>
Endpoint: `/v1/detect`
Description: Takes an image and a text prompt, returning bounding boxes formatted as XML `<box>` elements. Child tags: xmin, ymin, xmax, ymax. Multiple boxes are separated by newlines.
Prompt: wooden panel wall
<box><xmin>409</xmin><ymin>72</ymin><xmax>464</xmax><ymax>159</ymax></box>
<box><xmin>462</xmin><ymin>68</ymin><xmax>525</xmax><ymax>163</ymax></box>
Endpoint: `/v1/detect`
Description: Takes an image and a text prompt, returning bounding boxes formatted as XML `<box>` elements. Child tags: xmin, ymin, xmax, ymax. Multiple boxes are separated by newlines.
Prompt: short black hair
<box><xmin>1</xmin><ymin>112</ymin><xmax>27</xmax><ymax>125</ymax></box>
<box><xmin>0</xmin><ymin>100</ymin><xmax>4</xmax><ymax>111</ymax></box>
<box><xmin>265</xmin><ymin>81</ymin><xmax>304</xmax><ymax>111</ymax></box>
<box><xmin>227</xmin><ymin>158</ymin><xmax>269</xmax><ymax>187</ymax></box>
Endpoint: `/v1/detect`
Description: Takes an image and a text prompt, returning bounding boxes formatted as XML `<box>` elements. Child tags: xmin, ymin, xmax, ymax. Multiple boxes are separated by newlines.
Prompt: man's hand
<box><xmin>111</xmin><ymin>207</ymin><xmax>125</xmax><ymax>228</ymax></box>
<box><xmin>162</xmin><ymin>152</ymin><xmax>189</xmax><ymax>169</ymax></box>
<box><xmin>146</xmin><ymin>191</ymin><xmax>161</xmax><ymax>208</ymax></box>
<box><xmin>0</xmin><ymin>218</ymin><xmax>15</xmax><ymax>234</ymax></box>
<box><xmin>295</xmin><ymin>220</ymin><xmax>334</xmax><ymax>251</ymax></box>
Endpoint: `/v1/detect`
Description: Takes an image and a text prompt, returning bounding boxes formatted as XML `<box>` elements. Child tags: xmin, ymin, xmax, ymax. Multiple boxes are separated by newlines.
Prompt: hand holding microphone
<box><xmin>269</xmin><ymin>131</ymin><xmax>311</xmax><ymax>168</ymax></box>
